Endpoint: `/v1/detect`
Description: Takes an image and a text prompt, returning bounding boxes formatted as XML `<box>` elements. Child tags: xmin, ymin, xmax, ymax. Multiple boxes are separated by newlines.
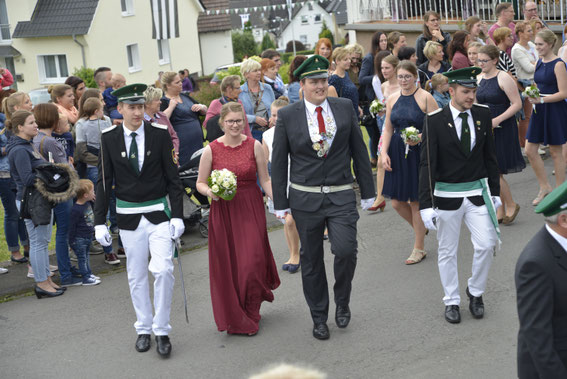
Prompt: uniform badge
<box><xmin>476</xmin><ymin>121</ymin><xmax>481</xmax><ymax>126</ymax></box>
<box><xmin>147</xmin><ymin>151</ymin><xmax>151</xmax><ymax>156</ymax></box>
<box><xmin>448</xmin><ymin>123</ymin><xmax>453</xmax><ymax>128</ymax></box>
<box><xmin>172</xmin><ymin>148</ymin><xmax>178</xmax><ymax>165</ymax></box>
<box><xmin>121</xmin><ymin>152</ymin><xmax>126</xmax><ymax>158</ymax></box>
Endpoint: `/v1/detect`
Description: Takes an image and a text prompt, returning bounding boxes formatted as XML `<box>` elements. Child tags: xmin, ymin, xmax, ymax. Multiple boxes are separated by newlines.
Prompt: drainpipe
<box><xmin>72</xmin><ymin>34</ymin><xmax>86</xmax><ymax>68</ymax></box>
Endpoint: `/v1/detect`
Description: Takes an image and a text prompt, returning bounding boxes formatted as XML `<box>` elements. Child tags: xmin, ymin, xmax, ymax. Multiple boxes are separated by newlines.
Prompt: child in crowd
<box><xmin>102</xmin><ymin>73</ymin><xmax>126</xmax><ymax>121</ymax></box>
<box><xmin>262</xmin><ymin>97</ymin><xmax>300</xmax><ymax>273</ymax></box>
<box><xmin>427</xmin><ymin>73</ymin><xmax>451</xmax><ymax>108</ymax></box>
<box><xmin>51</xmin><ymin>113</ymin><xmax>75</xmax><ymax>165</ymax></box>
<box><xmin>68</xmin><ymin>179</ymin><xmax>101</xmax><ymax>286</ymax></box>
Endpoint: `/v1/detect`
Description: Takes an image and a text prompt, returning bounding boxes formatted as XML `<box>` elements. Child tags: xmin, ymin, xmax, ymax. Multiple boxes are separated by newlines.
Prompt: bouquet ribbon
<box><xmin>434</xmin><ymin>178</ymin><xmax>501</xmax><ymax>248</ymax></box>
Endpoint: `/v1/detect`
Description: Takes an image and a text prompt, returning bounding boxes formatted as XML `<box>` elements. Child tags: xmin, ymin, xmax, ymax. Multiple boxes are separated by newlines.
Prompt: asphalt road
<box><xmin>0</xmin><ymin>158</ymin><xmax>550</xmax><ymax>379</ymax></box>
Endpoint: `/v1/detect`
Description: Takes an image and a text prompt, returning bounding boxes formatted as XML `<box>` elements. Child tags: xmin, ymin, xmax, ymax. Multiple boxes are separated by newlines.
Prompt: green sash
<box><xmin>434</xmin><ymin>178</ymin><xmax>500</xmax><ymax>244</ymax></box>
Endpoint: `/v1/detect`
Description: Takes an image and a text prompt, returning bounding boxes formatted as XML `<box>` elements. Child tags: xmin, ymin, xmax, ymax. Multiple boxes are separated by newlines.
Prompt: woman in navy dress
<box><xmin>328</xmin><ymin>47</ymin><xmax>361</xmax><ymax>117</ymax></box>
<box><xmin>476</xmin><ymin>45</ymin><xmax>524</xmax><ymax>225</ymax></box>
<box><xmin>525</xmin><ymin>30</ymin><xmax>567</xmax><ymax>206</ymax></box>
<box><xmin>381</xmin><ymin>60</ymin><xmax>438</xmax><ymax>265</ymax></box>
<box><xmin>160</xmin><ymin>71</ymin><xmax>207</xmax><ymax>166</ymax></box>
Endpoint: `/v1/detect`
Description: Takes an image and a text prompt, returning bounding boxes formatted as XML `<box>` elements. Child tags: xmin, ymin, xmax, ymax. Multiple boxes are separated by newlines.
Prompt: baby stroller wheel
<box><xmin>199</xmin><ymin>217</ymin><xmax>208</xmax><ymax>238</ymax></box>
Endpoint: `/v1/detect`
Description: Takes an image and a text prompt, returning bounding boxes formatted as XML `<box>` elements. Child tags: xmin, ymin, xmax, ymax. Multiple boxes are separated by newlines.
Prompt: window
<box><xmin>300</xmin><ymin>35</ymin><xmax>308</xmax><ymax>44</ymax></box>
<box><xmin>121</xmin><ymin>0</ymin><xmax>134</xmax><ymax>16</ymax></box>
<box><xmin>37</xmin><ymin>54</ymin><xmax>69</xmax><ymax>84</ymax></box>
<box><xmin>157</xmin><ymin>39</ymin><xmax>170</xmax><ymax>65</ymax></box>
<box><xmin>0</xmin><ymin>0</ymin><xmax>10</xmax><ymax>42</ymax></box>
<box><xmin>314</xmin><ymin>14</ymin><xmax>322</xmax><ymax>23</ymax></box>
<box><xmin>301</xmin><ymin>15</ymin><xmax>308</xmax><ymax>25</ymax></box>
<box><xmin>308</xmin><ymin>3</ymin><xmax>313</xmax><ymax>10</ymax></box>
<box><xmin>126</xmin><ymin>44</ymin><xmax>141</xmax><ymax>73</ymax></box>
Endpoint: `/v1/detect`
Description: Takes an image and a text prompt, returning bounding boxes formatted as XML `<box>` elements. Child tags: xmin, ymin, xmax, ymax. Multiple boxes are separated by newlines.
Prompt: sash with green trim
<box><xmin>434</xmin><ymin>178</ymin><xmax>501</xmax><ymax>245</ymax></box>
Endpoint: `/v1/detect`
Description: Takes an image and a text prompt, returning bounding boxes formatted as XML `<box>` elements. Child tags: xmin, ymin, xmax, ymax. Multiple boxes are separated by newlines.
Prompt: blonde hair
<box><xmin>82</xmin><ymin>97</ymin><xmax>103</xmax><ymax>118</ymax></box>
<box><xmin>5</xmin><ymin>110</ymin><xmax>33</xmax><ymax>134</ymax></box>
<box><xmin>423</xmin><ymin>41</ymin><xmax>443</xmax><ymax>60</ymax></box>
<box><xmin>249</xmin><ymin>363</ymin><xmax>327</xmax><ymax>379</ymax></box>
<box><xmin>143</xmin><ymin>86</ymin><xmax>163</xmax><ymax>103</ymax></box>
<box><xmin>76</xmin><ymin>179</ymin><xmax>94</xmax><ymax>199</ymax></box>
<box><xmin>271</xmin><ymin>96</ymin><xmax>289</xmax><ymax>110</ymax></box>
<box><xmin>493</xmin><ymin>27</ymin><xmax>512</xmax><ymax>45</ymax></box>
<box><xmin>160</xmin><ymin>71</ymin><xmax>178</xmax><ymax>92</ymax></box>
<box><xmin>220</xmin><ymin>75</ymin><xmax>242</xmax><ymax>93</ymax></box>
<box><xmin>468</xmin><ymin>41</ymin><xmax>483</xmax><ymax>51</ymax></box>
<box><xmin>48</xmin><ymin>84</ymin><xmax>72</xmax><ymax>103</ymax></box>
<box><xmin>2</xmin><ymin>92</ymin><xmax>28</xmax><ymax>121</ymax></box>
<box><xmin>426</xmin><ymin>73</ymin><xmax>449</xmax><ymax>92</ymax></box>
<box><xmin>536</xmin><ymin>29</ymin><xmax>558</xmax><ymax>48</ymax></box>
<box><xmin>331</xmin><ymin>47</ymin><xmax>350</xmax><ymax>63</ymax></box>
<box><xmin>240</xmin><ymin>59</ymin><xmax>262</xmax><ymax>76</ymax></box>
<box><xmin>346</xmin><ymin>43</ymin><xmax>364</xmax><ymax>57</ymax></box>
<box><xmin>218</xmin><ymin>102</ymin><xmax>245</xmax><ymax>131</ymax></box>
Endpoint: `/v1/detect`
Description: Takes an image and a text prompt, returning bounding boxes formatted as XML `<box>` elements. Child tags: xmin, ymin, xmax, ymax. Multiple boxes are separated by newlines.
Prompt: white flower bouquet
<box><xmin>401</xmin><ymin>126</ymin><xmax>420</xmax><ymax>158</ymax></box>
<box><xmin>522</xmin><ymin>84</ymin><xmax>540</xmax><ymax>113</ymax></box>
<box><xmin>369</xmin><ymin>99</ymin><xmax>386</xmax><ymax>116</ymax></box>
<box><xmin>208</xmin><ymin>168</ymin><xmax>237</xmax><ymax>201</ymax></box>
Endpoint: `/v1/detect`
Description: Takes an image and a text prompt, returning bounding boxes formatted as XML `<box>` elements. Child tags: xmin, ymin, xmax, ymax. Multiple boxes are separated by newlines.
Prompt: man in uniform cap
<box><xmin>419</xmin><ymin>67</ymin><xmax>501</xmax><ymax>324</ymax></box>
<box><xmin>272</xmin><ymin>55</ymin><xmax>376</xmax><ymax>340</ymax></box>
<box><xmin>515</xmin><ymin>182</ymin><xmax>567</xmax><ymax>378</ymax></box>
<box><xmin>94</xmin><ymin>83</ymin><xmax>185</xmax><ymax>357</ymax></box>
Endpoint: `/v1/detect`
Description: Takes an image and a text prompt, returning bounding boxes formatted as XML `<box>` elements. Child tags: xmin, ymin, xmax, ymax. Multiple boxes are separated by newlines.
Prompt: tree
<box><xmin>232</xmin><ymin>30</ymin><xmax>258</xmax><ymax>62</ymax></box>
<box><xmin>260</xmin><ymin>33</ymin><xmax>276</xmax><ymax>52</ymax></box>
<box><xmin>318</xmin><ymin>20</ymin><xmax>334</xmax><ymax>45</ymax></box>
<box><xmin>72</xmin><ymin>67</ymin><xmax>96</xmax><ymax>89</ymax></box>
<box><xmin>243</xmin><ymin>21</ymin><xmax>253</xmax><ymax>33</ymax></box>
<box><xmin>285</xmin><ymin>40</ymin><xmax>306</xmax><ymax>53</ymax></box>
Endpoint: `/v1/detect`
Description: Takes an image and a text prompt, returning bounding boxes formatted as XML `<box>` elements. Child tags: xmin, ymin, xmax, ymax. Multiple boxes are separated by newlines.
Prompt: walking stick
<box><xmin>173</xmin><ymin>238</ymin><xmax>189</xmax><ymax>324</ymax></box>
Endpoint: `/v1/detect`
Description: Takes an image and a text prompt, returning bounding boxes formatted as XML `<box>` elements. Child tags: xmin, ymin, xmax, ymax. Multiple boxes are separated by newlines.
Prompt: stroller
<box><xmin>178</xmin><ymin>148</ymin><xmax>209</xmax><ymax>238</ymax></box>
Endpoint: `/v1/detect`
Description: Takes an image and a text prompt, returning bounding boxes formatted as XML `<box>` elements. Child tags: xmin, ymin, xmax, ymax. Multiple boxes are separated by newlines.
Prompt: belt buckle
<box><xmin>321</xmin><ymin>185</ymin><xmax>330</xmax><ymax>194</ymax></box>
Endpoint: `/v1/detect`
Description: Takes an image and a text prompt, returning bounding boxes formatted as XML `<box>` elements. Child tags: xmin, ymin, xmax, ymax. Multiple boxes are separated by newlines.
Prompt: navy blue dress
<box><xmin>476</xmin><ymin>74</ymin><xmax>526</xmax><ymax>174</ymax></box>
<box><xmin>160</xmin><ymin>94</ymin><xmax>204</xmax><ymax>166</ymax></box>
<box><xmin>382</xmin><ymin>91</ymin><xmax>425</xmax><ymax>202</ymax></box>
<box><xmin>328</xmin><ymin>73</ymin><xmax>359</xmax><ymax>115</ymax></box>
<box><xmin>526</xmin><ymin>58</ymin><xmax>567</xmax><ymax>145</ymax></box>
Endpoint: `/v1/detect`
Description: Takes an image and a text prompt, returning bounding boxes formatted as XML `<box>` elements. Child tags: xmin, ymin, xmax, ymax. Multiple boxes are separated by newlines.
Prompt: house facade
<box><xmin>278</xmin><ymin>2</ymin><xmax>335</xmax><ymax>50</ymax></box>
<box><xmin>198</xmin><ymin>0</ymin><xmax>234</xmax><ymax>75</ymax></box>
<box><xmin>5</xmin><ymin>0</ymin><xmax>206</xmax><ymax>93</ymax></box>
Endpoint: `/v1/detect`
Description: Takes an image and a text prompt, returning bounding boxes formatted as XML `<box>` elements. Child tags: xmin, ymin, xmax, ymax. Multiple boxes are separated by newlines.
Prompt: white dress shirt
<box><xmin>545</xmin><ymin>224</ymin><xmax>567</xmax><ymax>254</ymax></box>
<box><xmin>304</xmin><ymin>98</ymin><xmax>336</xmax><ymax>147</ymax></box>
<box><xmin>449</xmin><ymin>102</ymin><xmax>476</xmax><ymax>150</ymax></box>
<box><xmin>123</xmin><ymin>122</ymin><xmax>145</xmax><ymax>171</ymax></box>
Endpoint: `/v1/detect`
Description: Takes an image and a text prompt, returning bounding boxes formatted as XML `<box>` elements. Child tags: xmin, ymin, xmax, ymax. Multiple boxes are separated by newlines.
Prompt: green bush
<box><xmin>232</xmin><ymin>31</ymin><xmax>258</xmax><ymax>63</ymax></box>
<box><xmin>319</xmin><ymin>20</ymin><xmax>334</xmax><ymax>45</ymax></box>
<box><xmin>278</xmin><ymin>63</ymin><xmax>291</xmax><ymax>85</ymax></box>
<box><xmin>260</xmin><ymin>33</ymin><xmax>276</xmax><ymax>52</ymax></box>
<box><xmin>281</xmin><ymin>49</ymin><xmax>315</xmax><ymax>64</ymax></box>
<box><xmin>72</xmin><ymin>67</ymin><xmax>96</xmax><ymax>89</ymax></box>
<box><xmin>192</xmin><ymin>81</ymin><xmax>221</xmax><ymax>108</ymax></box>
<box><xmin>215</xmin><ymin>66</ymin><xmax>244</xmax><ymax>85</ymax></box>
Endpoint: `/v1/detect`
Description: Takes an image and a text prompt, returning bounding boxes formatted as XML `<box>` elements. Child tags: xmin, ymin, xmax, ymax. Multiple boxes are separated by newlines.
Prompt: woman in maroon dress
<box><xmin>196</xmin><ymin>102</ymin><xmax>280</xmax><ymax>335</ymax></box>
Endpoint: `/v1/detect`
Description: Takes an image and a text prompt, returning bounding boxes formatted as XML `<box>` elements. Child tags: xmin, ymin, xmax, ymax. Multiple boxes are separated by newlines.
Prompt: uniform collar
<box><xmin>304</xmin><ymin>98</ymin><xmax>330</xmax><ymax>115</ymax></box>
<box><xmin>449</xmin><ymin>102</ymin><xmax>472</xmax><ymax>121</ymax></box>
<box><xmin>123</xmin><ymin>122</ymin><xmax>144</xmax><ymax>137</ymax></box>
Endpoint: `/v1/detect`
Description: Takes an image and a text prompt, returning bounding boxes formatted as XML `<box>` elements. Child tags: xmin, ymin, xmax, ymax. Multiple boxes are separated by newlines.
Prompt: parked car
<box><xmin>28</xmin><ymin>88</ymin><xmax>51</xmax><ymax>106</ymax></box>
<box><xmin>210</xmin><ymin>62</ymin><xmax>243</xmax><ymax>85</ymax></box>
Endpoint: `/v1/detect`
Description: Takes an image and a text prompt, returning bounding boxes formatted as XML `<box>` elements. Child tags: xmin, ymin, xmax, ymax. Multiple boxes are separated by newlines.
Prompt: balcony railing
<box><xmin>351</xmin><ymin>0</ymin><xmax>565</xmax><ymax>24</ymax></box>
<box><xmin>0</xmin><ymin>24</ymin><xmax>11</xmax><ymax>42</ymax></box>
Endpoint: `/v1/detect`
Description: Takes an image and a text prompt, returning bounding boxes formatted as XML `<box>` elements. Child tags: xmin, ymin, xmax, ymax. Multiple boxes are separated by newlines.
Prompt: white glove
<box><xmin>492</xmin><ymin>196</ymin><xmax>502</xmax><ymax>210</ymax></box>
<box><xmin>361</xmin><ymin>198</ymin><xmax>375</xmax><ymax>211</ymax></box>
<box><xmin>420</xmin><ymin>208</ymin><xmax>439</xmax><ymax>231</ymax></box>
<box><xmin>94</xmin><ymin>225</ymin><xmax>112</xmax><ymax>247</ymax></box>
<box><xmin>170</xmin><ymin>218</ymin><xmax>185</xmax><ymax>240</ymax></box>
<box><xmin>275</xmin><ymin>208</ymin><xmax>291</xmax><ymax>219</ymax></box>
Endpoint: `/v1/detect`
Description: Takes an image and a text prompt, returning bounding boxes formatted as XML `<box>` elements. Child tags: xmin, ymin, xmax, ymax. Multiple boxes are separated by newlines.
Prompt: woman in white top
<box><xmin>262</xmin><ymin>96</ymin><xmax>301</xmax><ymax>273</ymax></box>
<box><xmin>511</xmin><ymin>21</ymin><xmax>538</xmax><ymax>150</ymax></box>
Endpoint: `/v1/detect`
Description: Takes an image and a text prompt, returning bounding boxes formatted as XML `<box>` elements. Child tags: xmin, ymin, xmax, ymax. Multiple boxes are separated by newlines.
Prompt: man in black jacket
<box><xmin>94</xmin><ymin>84</ymin><xmax>185</xmax><ymax>357</ymax></box>
<box><xmin>419</xmin><ymin>67</ymin><xmax>501</xmax><ymax>324</ymax></box>
<box><xmin>272</xmin><ymin>55</ymin><xmax>375</xmax><ymax>340</ymax></box>
<box><xmin>515</xmin><ymin>183</ymin><xmax>567</xmax><ymax>379</ymax></box>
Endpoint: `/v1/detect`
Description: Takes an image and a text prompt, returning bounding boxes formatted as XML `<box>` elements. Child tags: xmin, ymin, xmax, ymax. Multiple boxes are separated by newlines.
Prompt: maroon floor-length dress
<box><xmin>208</xmin><ymin>137</ymin><xmax>280</xmax><ymax>334</ymax></box>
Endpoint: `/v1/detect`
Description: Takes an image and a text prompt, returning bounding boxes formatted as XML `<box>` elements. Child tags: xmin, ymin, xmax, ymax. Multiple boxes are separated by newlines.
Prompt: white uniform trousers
<box><xmin>436</xmin><ymin>198</ymin><xmax>497</xmax><ymax>306</ymax></box>
<box><xmin>120</xmin><ymin>216</ymin><xmax>174</xmax><ymax>336</ymax></box>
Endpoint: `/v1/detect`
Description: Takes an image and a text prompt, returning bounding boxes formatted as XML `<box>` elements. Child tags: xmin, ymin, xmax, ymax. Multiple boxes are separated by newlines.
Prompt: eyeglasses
<box><xmin>525</xmin><ymin>8</ymin><xmax>537</xmax><ymax>12</ymax></box>
<box><xmin>397</xmin><ymin>75</ymin><xmax>414</xmax><ymax>81</ymax></box>
<box><xmin>477</xmin><ymin>59</ymin><xmax>493</xmax><ymax>64</ymax></box>
<box><xmin>224</xmin><ymin>119</ymin><xmax>244</xmax><ymax>126</ymax></box>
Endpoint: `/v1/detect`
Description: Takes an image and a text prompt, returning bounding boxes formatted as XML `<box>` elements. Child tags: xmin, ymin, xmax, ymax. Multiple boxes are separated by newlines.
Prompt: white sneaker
<box><xmin>49</xmin><ymin>265</ymin><xmax>58</xmax><ymax>272</ymax></box>
<box><xmin>90</xmin><ymin>274</ymin><xmax>101</xmax><ymax>281</ymax></box>
<box><xmin>0</xmin><ymin>267</ymin><xmax>8</xmax><ymax>274</ymax></box>
<box><xmin>82</xmin><ymin>277</ymin><xmax>101</xmax><ymax>286</ymax></box>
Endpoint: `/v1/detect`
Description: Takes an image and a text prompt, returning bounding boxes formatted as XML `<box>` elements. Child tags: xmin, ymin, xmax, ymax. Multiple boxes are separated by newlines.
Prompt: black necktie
<box><xmin>129</xmin><ymin>132</ymin><xmax>139</xmax><ymax>175</ymax></box>
<box><xmin>459</xmin><ymin>112</ymin><xmax>470</xmax><ymax>155</ymax></box>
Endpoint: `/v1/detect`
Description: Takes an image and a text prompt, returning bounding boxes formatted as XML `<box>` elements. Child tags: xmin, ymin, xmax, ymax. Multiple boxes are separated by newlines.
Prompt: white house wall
<box><xmin>278</xmin><ymin>4</ymin><xmax>334</xmax><ymax>50</ymax></box>
<box><xmin>199</xmin><ymin>30</ymin><xmax>233</xmax><ymax>75</ymax></box>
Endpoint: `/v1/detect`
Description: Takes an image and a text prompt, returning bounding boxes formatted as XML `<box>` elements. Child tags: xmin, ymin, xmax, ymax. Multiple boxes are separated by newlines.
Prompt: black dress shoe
<box><xmin>11</xmin><ymin>256</ymin><xmax>28</xmax><ymax>263</ymax></box>
<box><xmin>444</xmin><ymin>305</ymin><xmax>461</xmax><ymax>324</ymax></box>
<box><xmin>34</xmin><ymin>286</ymin><xmax>64</xmax><ymax>299</ymax></box>
<box><xmin>155</xmin><ymin>335</ymin><xmax>172</xmax><ymax>357</ymax></box>
<box><xmin>312</xmin><ymin>323</ymin><xmax>330</xmax><ymax>340</ymax></box>
<box><xmin>335</xmin><ymin>305</ymin><xmax>351</xmax><ymax>328</ymax></box>
<box><xmin>466</xmin><ymin>287</ymin><xmax>484</xmax><ymax>319</ymax></box>
<box><xmin>135</xmin><ymin>334</ymin><xmax>151</xmax><ymax>352</ymax></box>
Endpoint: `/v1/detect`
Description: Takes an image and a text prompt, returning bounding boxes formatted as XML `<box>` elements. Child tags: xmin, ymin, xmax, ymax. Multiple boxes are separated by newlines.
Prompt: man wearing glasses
<box><xmin>523</xmin><ymin>1</ymin><xmax>549</xmax><ymax>29</ymax></box>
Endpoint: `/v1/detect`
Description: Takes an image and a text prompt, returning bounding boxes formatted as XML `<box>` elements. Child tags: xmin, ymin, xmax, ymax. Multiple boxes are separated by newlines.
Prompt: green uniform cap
<box><xmin>112</xmin><ymin>83</ymin><xmax>147</xmax><ymax>104</ymax></box>
<box><xmin>443</xmin><ymin>67</ymin><xmax>481</xmax><ymax>88</ymax></box>
<box><xmin>535</xmin><ymin>180</ymin><xmax>567</xmax><ymax>216</ymax></box>
<box><xmin>293</xmin><ymin>55</ymin><xmax>329</xmax><ymax>80</ymax></box>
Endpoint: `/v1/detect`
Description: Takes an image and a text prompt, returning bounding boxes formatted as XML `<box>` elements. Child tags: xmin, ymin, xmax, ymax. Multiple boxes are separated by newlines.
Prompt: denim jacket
<box><xmin>0</xmin><ymin>113</ymin><xmax>9</xmax><ymax>173</ymax></box>
<box><xmin>238</xmin><ymin>81</ymin><xmax>275</xmax><ymax>124</ymax></box>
